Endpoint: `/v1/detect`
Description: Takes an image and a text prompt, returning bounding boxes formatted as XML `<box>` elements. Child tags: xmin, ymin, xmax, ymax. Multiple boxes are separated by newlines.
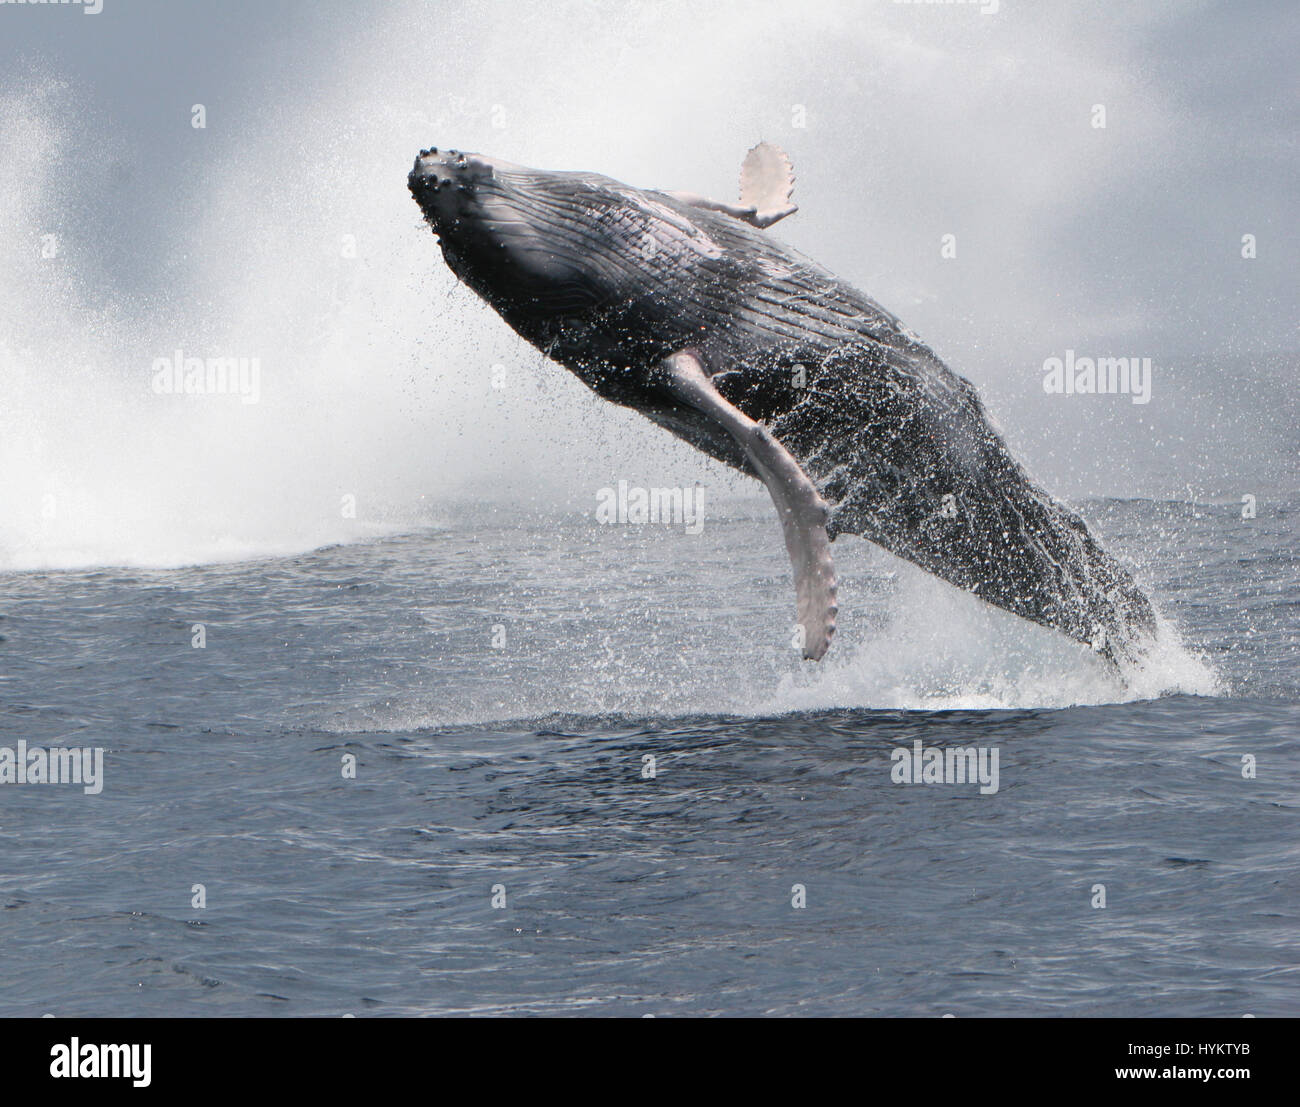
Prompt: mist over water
<box><xmin>1</xmin><ymin>1</ymin><xmax>1290</xmax><ymax>706</ymax></box>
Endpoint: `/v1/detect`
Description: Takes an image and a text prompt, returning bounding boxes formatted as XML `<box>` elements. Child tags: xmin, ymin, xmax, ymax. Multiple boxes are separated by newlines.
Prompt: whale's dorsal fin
<box><xmin>664</xmin><ymin>141</ymin><xmax>798</xmax><ymax>230</ymax></box>
<box><xmin>739</xmin><ymin>142</ymin><xmax>797</xmax><ymax>228</ymax></box>
<box><xmin>655</xmin><ymin>350</ymin><xmax>836</xmax><ymax>660</ymax></box>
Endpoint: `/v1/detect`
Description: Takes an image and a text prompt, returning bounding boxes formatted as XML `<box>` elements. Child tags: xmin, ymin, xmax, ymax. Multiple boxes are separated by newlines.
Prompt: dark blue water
<box><xmin>1</xmin><ymin>495</ymin><xmax>1296</xmax><ymax>1016</ymax></box>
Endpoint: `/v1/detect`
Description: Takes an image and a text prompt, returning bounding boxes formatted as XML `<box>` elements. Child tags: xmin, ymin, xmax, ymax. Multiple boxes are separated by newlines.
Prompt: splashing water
<box><xmin>0</xmin><ymin>5</ymin><xmax>1236</xmax><ymax>707</ymax></box>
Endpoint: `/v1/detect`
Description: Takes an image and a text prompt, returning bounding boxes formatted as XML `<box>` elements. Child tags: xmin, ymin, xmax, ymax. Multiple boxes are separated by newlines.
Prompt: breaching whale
<box><xmin>408</xmin><ymin>143</ymin><xmax>1156</xmax><ymax>670</ymax></box>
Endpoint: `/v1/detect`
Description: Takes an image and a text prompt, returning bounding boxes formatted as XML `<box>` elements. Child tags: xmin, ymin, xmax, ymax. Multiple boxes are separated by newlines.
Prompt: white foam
<box><xmin>758</xmin><ymin>570</ymin><xmax>1221</xmax><ymax>712</ymax></box>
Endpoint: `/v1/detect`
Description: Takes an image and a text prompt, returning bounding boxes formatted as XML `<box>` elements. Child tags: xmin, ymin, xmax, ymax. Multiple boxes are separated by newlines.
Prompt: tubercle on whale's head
<box><xmin>408</xmin><ymin>147</ymin><xmax>514</xmax><ymax>233</ymax></box>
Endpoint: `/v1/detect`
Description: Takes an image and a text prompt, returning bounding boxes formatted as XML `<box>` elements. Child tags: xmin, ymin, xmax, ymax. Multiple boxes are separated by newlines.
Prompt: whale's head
<box><xmin>408</xmin><ymin>148</ymin><xmax>511</xmax><ymax>238</ymax></box>
<box><xmin>409</xmin><ymin>148</ymin><xmax>619</xmax><ymax>317</ymax></box>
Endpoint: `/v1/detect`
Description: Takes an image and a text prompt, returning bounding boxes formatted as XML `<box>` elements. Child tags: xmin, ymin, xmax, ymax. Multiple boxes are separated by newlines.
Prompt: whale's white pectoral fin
<box><xmin>663</xmin><ymin>142</ymin><xmax>797</xmax><ymax>229</ymax></box>
<box><xmin>657</xmin><ymin>351</ymin><xmax>837</xmax><ymax>660</ymax></box>
<box><xmin>739</xmin><ymin>142</ymin><xmax>797</xmax><ymax>228</ymax></box>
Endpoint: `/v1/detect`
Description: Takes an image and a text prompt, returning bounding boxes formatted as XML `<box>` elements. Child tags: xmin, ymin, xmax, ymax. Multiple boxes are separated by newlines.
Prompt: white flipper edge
<box><xmin>658</xmin><ymin>351</ymin><xmax>837</xmax><ymax>660</ymax></box>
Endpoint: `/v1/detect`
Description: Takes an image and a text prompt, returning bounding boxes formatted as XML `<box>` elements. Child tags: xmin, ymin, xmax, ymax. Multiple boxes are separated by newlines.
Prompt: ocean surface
<box><xmin>2</xmin><ymin>493</ymin><xmax>1296</xmax><ymax>1017</ymax></box>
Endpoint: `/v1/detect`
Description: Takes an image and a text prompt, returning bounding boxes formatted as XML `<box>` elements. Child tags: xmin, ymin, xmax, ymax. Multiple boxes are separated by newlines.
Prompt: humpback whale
<box><xmin>408</xmin><ymin>144</ymin><xmax>1156</xmax><ymax>670</ymax></box>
